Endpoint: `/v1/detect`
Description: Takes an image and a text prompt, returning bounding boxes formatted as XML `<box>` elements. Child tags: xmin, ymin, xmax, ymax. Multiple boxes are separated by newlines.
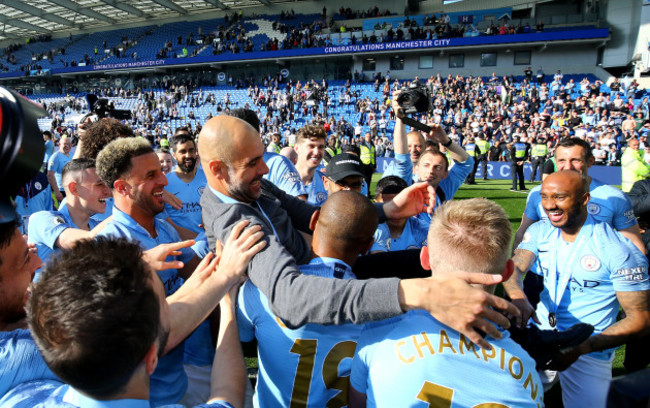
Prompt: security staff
<box><xmin>530</xmin><ymin>137</ymin><xmax>549</xmax><ymax>182</ymax></box>
<box><xmin>621</xmin><ymin>138</ymin><xmax>650</xmax><ymax>192</ymax></box>
<box><xmin>464</xmin><ymin>137</ymin><xmax>478</xmax><ymax>184</ymax></box>
<box><xmin>510</xmin><ymin>136</ymin><xmax>529</xmax><ymax>191</ymax></box>
<box><xmin>360</xmin><ymin>132</ymin><xmax>376</xmax><ymax>195</ymax></box>
<box><xmin>323</xmin><ymin>134</ymin><xmax>341</xmax><ymax>166</ymax></box>
<box><xmin>475</xmin><ymin>133</ymin><xmax>490</xmax><ymax>180</ymax></box>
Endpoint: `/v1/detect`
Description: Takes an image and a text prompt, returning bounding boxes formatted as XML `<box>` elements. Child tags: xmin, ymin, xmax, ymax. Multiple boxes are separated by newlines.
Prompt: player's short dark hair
<box><xmin>62</xmin><ymin>158</ymin><xmax>96</xmax><ymax>181</ymax></box>
<box><xmin>376</xmin><ymin>176</ymin><xmax>408</xmax><ymax>196</ymax></box>
<box><xmin>556</xmin><ymin>137</ymin><xmax>593</xmax><ymax>161</ymax></box>
<box><xmin>96</xmin><ymin>137</ymin><xmax>154</xmax><ymax>190</ymax></box>
<box><xmin>228</xmin><ymin>108</ymin><xmax>261</xmax><ymax>132</ymax></box>
<box><xmin>28</xmin><ymin>237</ymin><xmax>160</xmax><ymax>398</ymax></box>
<box><xmin>0</xmin><ymin>215</ymin><xmax>19</xmax><ymax>268</ymax></box>
<box><xmin>342</xmin><ymin>144</ymin><xmax>360</xmax><ymax>156</ymax></box>
<box><xmin>80</xmin><ymin>118</ymin><xmax>134</xmax><ymax>160</ymax></box>
<box><xmin>174</xmin><ymin>126</ymin><xmax>191</xmax><ymax>136</ymax></box>
<box><xmin>171</xmin><ymin>133</ymin><xmax>196</xmax><ymax>151</ymax></box>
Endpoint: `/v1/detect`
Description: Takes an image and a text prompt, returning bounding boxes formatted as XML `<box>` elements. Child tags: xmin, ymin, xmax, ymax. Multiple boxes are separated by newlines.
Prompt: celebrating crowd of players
<box><xmin>1</xmin><ymin>76</ymin><xmax>650</xmax><ymax>408</ymax></box>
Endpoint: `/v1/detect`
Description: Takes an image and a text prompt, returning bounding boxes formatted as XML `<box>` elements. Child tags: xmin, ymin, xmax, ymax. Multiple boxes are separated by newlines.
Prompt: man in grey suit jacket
<box><xmin>198</xmin><ymin>115</ymin><xmax>518</xmax><ymax>349</ymax></box>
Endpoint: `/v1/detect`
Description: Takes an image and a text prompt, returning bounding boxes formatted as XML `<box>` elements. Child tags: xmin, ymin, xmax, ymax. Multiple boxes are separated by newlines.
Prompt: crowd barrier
<box><xmin>376</xmin><ymin>158</ymin><xmax>622</xmax><ymax>185</ymax></box>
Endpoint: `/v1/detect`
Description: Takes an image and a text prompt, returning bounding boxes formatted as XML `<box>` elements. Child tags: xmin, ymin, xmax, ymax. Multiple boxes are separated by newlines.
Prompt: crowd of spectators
<box><xmin>0</xmin><ymin>3</ymin><xmax>578</xmax><ymax>73</ymax></box>
<box><xmin>35</xmin><ymin>68</ymin><xmax>650</xmax><ymax>170</ymax></box>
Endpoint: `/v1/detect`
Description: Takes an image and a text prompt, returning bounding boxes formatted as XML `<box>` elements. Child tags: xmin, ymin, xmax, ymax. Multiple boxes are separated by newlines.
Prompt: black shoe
<box><xmin>510</xmin><ymin>188</ymin><xmax>518</xmax><ymax>191</ymax></box>
<box><xmin>520</xmin><ymin>188</ymin><xmax>529</xmax><ymax>191</ymax></box>
<box><xmin>467</xmin><ymin>181</ymin><xmax>477</xmax><ymax>185</ymax></box>
<box><xmin>511</xmin><ymin>323</ymin><xmax>595</xmax><ymax>370</ymax></box>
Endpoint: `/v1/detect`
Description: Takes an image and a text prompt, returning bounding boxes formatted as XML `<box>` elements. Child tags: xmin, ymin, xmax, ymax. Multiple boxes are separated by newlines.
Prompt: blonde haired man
<box><xmin>349</xmin><ymin>199</ymin><xmax>544</xmax><ymax>408</ymax></box>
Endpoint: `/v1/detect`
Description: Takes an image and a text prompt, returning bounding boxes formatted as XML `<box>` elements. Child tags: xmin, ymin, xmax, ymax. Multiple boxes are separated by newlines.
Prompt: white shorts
<box><xmin>539</xmin><ymin>354</ymin><xmax>613</xmax><ymax>408</ymax></box>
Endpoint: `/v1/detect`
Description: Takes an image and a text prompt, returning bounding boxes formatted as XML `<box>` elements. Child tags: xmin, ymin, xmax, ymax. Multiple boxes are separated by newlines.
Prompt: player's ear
<box><xmin>419</xmin><ymin>246</ymin><xmax>430</xmax><ymax>270</ymax></box>
<box><xmin>582</xmin><ymin>192</ymin><xmax>590</xmax><ymax>207</ymax></box>
<box><xmin>143</xmin><ymin>343</ymin><xmax>159</xmax><ymax>376</ymax></box>
<box><xmin>67</xmin><ymin>181</ymin><xmax>78</xmax><ymax>196</ymax></box>
<box><xmin>113</xmin><ymin>179</ymin><xmax>129</xmax><ymax>196</ymax></box>
<box><xmin>309</xmin><ymin>209</ymin><xmax>320</xmax><ymax>232</ymax></box>
<box><xmin>501</xmin><ymin>259</ymin><xmax>515</xmax><ymax>282</ymax></box>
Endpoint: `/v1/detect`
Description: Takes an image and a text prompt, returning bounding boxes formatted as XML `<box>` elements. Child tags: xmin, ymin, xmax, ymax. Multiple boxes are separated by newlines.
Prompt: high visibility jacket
<box><xmin>360</xmin><ymin>143</ymin><xmax>375</xmax><ymax>165</ymax></box>
<box><xmin>532</xmin><ymin>143</ymin><xmax>548</xmax><ymax>158</ymax></box>
<box><xmin>476</xmin><ymin>139</ymin><xmax>490</xmax><ymax>155</ymax></box>
<box><xmin>621</xmin><ymin>147</ymin><xmax>650</xmax><ymax>192</ymax></box>
<box><xmin>465</xmin><ymin>143</ymin><xmax>477</xmax><ymax>157</ymax></box>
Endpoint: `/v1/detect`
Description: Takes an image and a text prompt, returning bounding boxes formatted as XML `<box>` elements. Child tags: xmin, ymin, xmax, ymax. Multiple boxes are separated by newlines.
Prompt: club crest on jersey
<box><xmin>197</xmin><ymin>186</ymin><xmax>205</xmax><ymax>196</ymax></box>
<box><xmin>580</xmin><ymin>255</ymin><xmax>601</xmax><ymax>271</ymax></box>
<box><xmin>315</xmin><ymin>192</ymin><xmax>327</xmax><ymax>203</ymax></box>
<box><xmin>587</xmin><ymin>203</ymin><xmax>601</xmax><ymax>215</ymax></box>
<box><xmin>34</xmin><ymin>182</ymin><xmax>43</xmax><ymax>190</ymax></box>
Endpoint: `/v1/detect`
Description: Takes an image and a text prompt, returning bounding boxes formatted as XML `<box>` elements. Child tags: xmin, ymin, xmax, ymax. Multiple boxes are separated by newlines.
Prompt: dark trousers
<box><xmin>466</xmin><ymin>155</ymin><xmax>478</xmax><ymax>183</ymax></box>
<box><xmin>511</xmin><ymin>162</ymin><xmax>526</xmax><ymax>190</ymax></box>
<box><xmin>530</xmin><ymin>157</ymin><xmax>544</xmax><ymax>182</ymax></box>
<box><xmin>363</xmin><ymin>164</ymin><xmax>374</xmax><ymax>197</ymax></box>
<box><xmin>478</xmin><ymin>154</ymin><xmax>488</xmax><ymax>179</ymax></box>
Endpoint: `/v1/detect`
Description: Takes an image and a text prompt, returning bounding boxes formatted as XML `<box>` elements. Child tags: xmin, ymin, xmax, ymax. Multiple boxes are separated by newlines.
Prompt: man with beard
<box><xmin>199</xmin><ymin>115</ymin><xmax>518</xmax><ymax>351</ymax></box>
<box><xmin>95</xmin><ymin>137</ymin><xmax>204</xmax><ymax>406</ymax></box>
<box><xmin>164</xmin><ymin>133</ymin><xmax>207</xmax><ymax>236</ymax></box>
<box><xmin>2</xmin><ymin>233</ymin><xmax>263</xmax><ymax>408</ymax></box>
<box><xmin>505</xmin><ymin>171</ymin><xmax>650</xmax><ymax>408</ymax></box>
<box><xmin>0</xmin><ymin>215</ymin><xmax>59</xmax><ymax>397</ymax></box>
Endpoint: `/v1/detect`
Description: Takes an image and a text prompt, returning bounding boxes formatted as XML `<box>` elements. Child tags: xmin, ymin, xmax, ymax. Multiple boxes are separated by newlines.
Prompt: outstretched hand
<box><xmin>383</xmin><ymin>181</ymin><xmax>437</xmax><ymax>219</ymax></box>
<box><xmin>143</xmin><ymin>240</ymin><xmax>195</xmax><ymax>271</ymax></box>
<box><xmin>217</xmin><ymin>220</ymin><xmax>267</xmax><ymax>282</ymax></box>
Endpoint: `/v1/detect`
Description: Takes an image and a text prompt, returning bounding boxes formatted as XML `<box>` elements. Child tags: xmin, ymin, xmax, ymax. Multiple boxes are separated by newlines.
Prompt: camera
<box><xmin>397</xmin><ymin>83</ymin><xmax>432</xmax><ymax>114</ymax></box>
<box><xmin>85</xmin><ymin>94</ymin><xmax>132</xmax><ymax>121</ymax></box>
<box><xmin>0</xmin><ymin>87</ymin><xmax>47</xmax><ymax>223</ymax></box>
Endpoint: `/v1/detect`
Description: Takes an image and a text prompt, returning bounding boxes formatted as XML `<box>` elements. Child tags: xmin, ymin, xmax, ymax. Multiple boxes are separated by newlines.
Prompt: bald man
<box><xmin>237</xmin><ymin>191</ymin><xmax>377</xmax><ymax>407</ymax></box>
<box><xmin>508</xmin><ymin>170</ymin><xmax>650</xmax><ymax>408</ymax></box>
<box><xmin>198</xmin><ymin>115</ymin><xmax>518</xmax><ymax>349</ymax></box>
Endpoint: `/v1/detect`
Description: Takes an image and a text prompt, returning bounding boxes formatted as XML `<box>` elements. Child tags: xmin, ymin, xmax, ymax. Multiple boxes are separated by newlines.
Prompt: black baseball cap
<box><xmin>326</xmin><ymin>153</ymin><xmax>365</xmax><ymax>182</ymax></box>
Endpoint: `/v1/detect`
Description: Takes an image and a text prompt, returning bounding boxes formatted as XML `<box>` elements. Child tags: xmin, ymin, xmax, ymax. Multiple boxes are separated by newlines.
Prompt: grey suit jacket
<box><xmin>201</xmin><ymin>179</ymin><xmax>402</xmax><ymax>328</ymax></box>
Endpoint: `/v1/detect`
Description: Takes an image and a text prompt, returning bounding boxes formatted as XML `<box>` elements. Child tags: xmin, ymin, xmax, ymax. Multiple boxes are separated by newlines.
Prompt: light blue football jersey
<box><xmin>0</xmin><ymin>382</ymin><xmax>234</xmax><ymax>408</ymax></box>
<box><xmin>523</xmin><ymin>178</ymin><xmax>637</xmax><ymax>230</ymax></box>
<box><xmin>371</xmin><ymin>217</ymin><xmax>428</xmax><ymax>252</ymax></box>
<box><xmin>0</xmin><ymin>329</ymin><xmax>60</xmax><ymax>398</ymax></box>
<box><xmin>164</xmin><ymin>168</ymin><xmax>207</xmax><ymax>234</ymax></box>
<box><xmin>28</xmin><ymin>204</ymin><xmax>99</xmax><ymax>280</ymax></box>
<box><xmin>381</xmin><ymin>153</ymin><xmax>417</xmax><ymax>185</ymax></box>
<box><xmin>350</xmin><ymin>310</ymin><xmax>544</xmax><ymax>408</ymax></box>
<box><xmin>96</xmin><ymin>206</ymin><xmax>196</xmax><ymax>406</ymax></box>
<box><xmin>517</xmin><ymin>216</ymin><xmax>650</xmax><ymax>360</ymax></box>
<box><xmin>237</xmin><ymin>257</ymin><xmax>362</xmax><ymax>408</ymax></box>
<box><xmin>263</xmin><ymin>152</ymin><xmax>306</xmax><ymax>197</ymax></box>
<box><xmin>47</xmin><ymin>151</ymin><xmax>72</xmax><ymax>192</ymax></box>
<box><xmin>302</xmin><ymin>166</ymin><xmax>328</xmax><ymax>206</ymax></box>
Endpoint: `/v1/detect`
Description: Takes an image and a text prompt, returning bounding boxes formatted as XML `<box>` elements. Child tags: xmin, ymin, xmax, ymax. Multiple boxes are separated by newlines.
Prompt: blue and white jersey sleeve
<box><xmin>264</xmin><ymin>153</ymin><xmax>306</xmax><ymax>197</ymax></box>
<box><xmin>605</xmin><ymin>186</ymin><xmax>638</xmax><ymax>231</ymax></box>
<box><xmin>516</xmin><ymin>220</ymin><xmax>545</xmax><ymax>255</ymax></box>
<box><xmin>438</xmin><ymin>157</ymin><xmax>473</xmax><ymax>206</ymax></box>
<box><xmin>606</xmin><ymin>228</ymin><xmax>650</xmax><ymax>292</ymax></box>
<box><xmin>28</xmin><ymin>211</ymin><xmax>70</xmax><ymax>251</ymax></box>
<box><xmin>381</xmin><ymin>153</ymin><xmax>413</xmax><ymax>185</ymax></box>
